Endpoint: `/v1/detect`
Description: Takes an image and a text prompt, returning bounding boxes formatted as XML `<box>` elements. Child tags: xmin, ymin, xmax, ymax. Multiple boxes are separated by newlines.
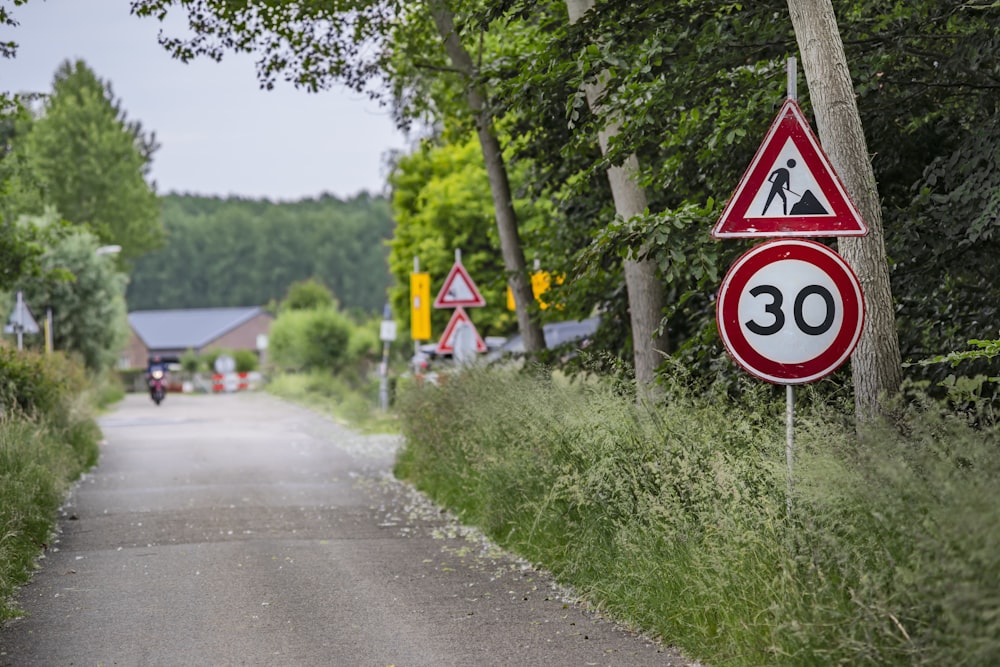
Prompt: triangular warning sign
<box><xmin>4</xmin><ymin>291</ymin><xmax>39</xmax><ymax>334</ymax></box>
<box><xmin>433</xmin><ymin>261</ymin><xmax>486</xmax><ymax>308</ymax></box>
<box><xmin>713</xmin><ymin>99</ymin><xmax>869</xmax><ymax>239</ymax></box>
<box><xmin>436</xmin><ymin>307</ymin><xmax>487</xmax><ymax>354</ymax></box>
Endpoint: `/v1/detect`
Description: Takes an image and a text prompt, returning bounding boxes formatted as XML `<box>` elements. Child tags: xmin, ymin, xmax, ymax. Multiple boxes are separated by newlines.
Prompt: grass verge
<box><xmin>0</xmin><ymin>351</ymin><xmax>102</xmax><ymax>621</ymax></box>
<box><xmin>394</xmin><ymin>365</ymin><xmax>1000</xmax><ymax>665</ymax></box>
<box><xmin>266</xmin><ymin>370</ymin><xmax>400</xmax><ymax>434</ymax></box>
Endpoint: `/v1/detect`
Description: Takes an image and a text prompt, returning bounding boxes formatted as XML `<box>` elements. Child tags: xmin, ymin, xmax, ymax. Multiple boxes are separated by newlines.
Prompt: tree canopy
<box><xmin>19</xmin><ymin>60</ymin><xmax>163</xmax><ymax>260</ymax></box>
<box><xmin>126</xmin><ymin>193</ymin><xmax>394</xmax><ymax>314</ymax></box>
<box><xmin>17</xmin><ymin>218</ymin><xmax>129</xmax><ymax>371</ymax></box>
<box><xmin>121</xmin><ymin>1</ymin><xmax>1000</xmax><ymax>400</ymax></box>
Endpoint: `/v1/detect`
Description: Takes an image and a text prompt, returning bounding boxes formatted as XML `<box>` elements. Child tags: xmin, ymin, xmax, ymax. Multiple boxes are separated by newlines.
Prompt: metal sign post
<box><xmin>379</xmin><ymin>303</ymin><xmax>396</xmax><ymax>412</ymax></box>
<box><xmin>785</xmin><ymin>57</ymin><xmax>796</xmax><ymax>519</ymax></box>
<box><xmin>712</xmin><ymin>57</ymin><xmax>869</xmax><ymax>520</ymax></box>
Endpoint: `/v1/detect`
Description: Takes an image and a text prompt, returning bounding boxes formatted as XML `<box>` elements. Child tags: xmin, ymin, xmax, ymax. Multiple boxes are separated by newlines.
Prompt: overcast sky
<box><xmin>2</xmin><ymin>0</ymin><xmax>408</xmax><ymax>201</ymax></box>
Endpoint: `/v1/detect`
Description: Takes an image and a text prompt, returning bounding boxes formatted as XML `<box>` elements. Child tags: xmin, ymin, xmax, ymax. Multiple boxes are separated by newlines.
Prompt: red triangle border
<box><xmin>713</xmin><ymin>99</ymin><xmax>869</xmax><ymax>239</ymax></box>
<box><xmin>433</xmin><ymin>261</ymin><xmax>486</xmax><ymax>308</ymax></box>
<box><xmin>436</xmin><ymin>307</ymin><xmax>487</xmax><ymax>354</ymax></box>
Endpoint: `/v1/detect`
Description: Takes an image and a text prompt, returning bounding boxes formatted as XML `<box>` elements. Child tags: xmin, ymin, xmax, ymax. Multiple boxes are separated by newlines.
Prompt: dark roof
<box><xmin>128</xmin><ymin>307</ymin><xmax>269</xmax><ymax>350</ymax></box>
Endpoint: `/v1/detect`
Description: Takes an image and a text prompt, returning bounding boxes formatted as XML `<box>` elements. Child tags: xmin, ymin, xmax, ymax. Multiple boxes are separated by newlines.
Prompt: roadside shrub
<box><xmin>268</xmin><ymin>309</ymin><xmax>310</xmax><ymax>371</ymax></box>
<box><xmin>269</xmin><ymin>308</ymin><xmax>351</xmax><ymax>373</ymax></box>
<box><xmin>233</xmin><ymin>349</ymin><xmax>258</xmax><ymax>373</ymax></box>
<box><xmin>201</xmin><ymin>348</ymin><xmax>223</xmax><ymax>373</ymax></box>
<box><xmin>90</xmin><ymin>368</ymin><xmax>125</xmax><ymax>411</ymax></box>
<box><xmin>347</xmin><ymin>322</ymin><xmax>380</xmax><ymax>366</ymax></box>
<box><xmin>303</xmin><ymin>309</ymin><xmax>351</xmax><ymax>371</ymax></box>
<box><xmin>0</xmin><ymin>351</ymin><xmax>101</xmax><ymax>619</ymax></box>
<box><xmin>0</xmin><ymin>349</ymin><xmax>63</xmax><ymax>420</ymax></box>
<box><xmin>180</xmin><ymin>348</ymin><xmax>200</xmax><ymax>373</ymax></box>
<box><xmin>0</xmin><ymin>349</ymin><xmax>92</xmax><ymax>429</ymax></box>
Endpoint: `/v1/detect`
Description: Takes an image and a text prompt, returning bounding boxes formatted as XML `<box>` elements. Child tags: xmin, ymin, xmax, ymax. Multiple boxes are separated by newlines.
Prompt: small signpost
<box><xmin>4</xmin><ymin>291</ymin><xmax>40</xmax><ymax>351</ymax></box>
<box><xmin>714</xmin><ymin>58</ymin><xmax>868</xmax><ymax>517</ymax></box>
<box><xmin>379</xmin><ymin>303</ymin><xmax>396</xmax><ymax>411</ymax></box>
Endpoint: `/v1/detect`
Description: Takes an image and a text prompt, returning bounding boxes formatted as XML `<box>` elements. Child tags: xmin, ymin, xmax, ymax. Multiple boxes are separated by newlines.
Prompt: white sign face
<box><xmin>716</xmin><ymin>239</ymin><xmax>864</xmax><ymax>385</ymax></box>
<box><xmin>214</xmin><ymin>354</ymin><xmax>236</xmax><ymax>374</ymax></box>
<box><xmin>744</xmin><ymin>139</ymin><xmax>835</xmax><ymax>220</ymax></box>
<box><xmin>433</xmin><ymin>261</ymin><xmax>486</xmax><ymax>308</ymax></box>
<box><xmin>6</xmin><ymin>291</ymin><xmax>39</xmax><ymax>334</ymax></box>
<box><xmin>737</xmin><ymin>259</ymin><xmax>843</xmax><ymax>365</ymax></box>
<box><xmin>380</xmin><ymin>320</ymin><xmax>398</xmax><ymax>342</ymax></box>
<box><xmin>436</xmin><ymin>307</ymin><xmax>487</xmax><ymax>354</ymax></box>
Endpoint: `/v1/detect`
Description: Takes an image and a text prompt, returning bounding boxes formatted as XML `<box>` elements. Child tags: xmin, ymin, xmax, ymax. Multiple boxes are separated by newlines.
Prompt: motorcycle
<box><xmin>148</xmin><ymin>368</ymin><xmax>167</xmax><ymax>405</ymax></box>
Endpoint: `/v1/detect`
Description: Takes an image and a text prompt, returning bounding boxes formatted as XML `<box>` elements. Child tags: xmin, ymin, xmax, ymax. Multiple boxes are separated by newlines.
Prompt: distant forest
<box><xmin>127</xmin><ymin>193</ymin><xmax>394</xmax><ymax>314</ymax></box>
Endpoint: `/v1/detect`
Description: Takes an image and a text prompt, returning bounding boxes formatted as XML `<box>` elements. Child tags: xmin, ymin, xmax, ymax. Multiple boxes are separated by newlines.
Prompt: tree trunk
<box><xmin>566</xmin><ymin>0</ymin><xmax>668</xmax><ymax>399</ymax></box>
<box><xmin>430</xmin><ymin>2</ymin><xmax>546</xmax><ymax>353</ymax></box>
<box><xmin>786</xmin><ymin>0</ymin><xmax>902</xmax><ymax>420</ymax></box>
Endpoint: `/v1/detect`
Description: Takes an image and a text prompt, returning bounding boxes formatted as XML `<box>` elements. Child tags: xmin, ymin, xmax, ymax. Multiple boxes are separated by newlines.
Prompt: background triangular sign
<box><xmin>713</xmin><ymin>98</ymin><xmax>869</xmax><ymax>239</ymax></box>
<box><xmin>433</xmin><ymin>260</ymin><xmax>486</xmax><ymax>308</ymax></box>
<box><xmin>436</xmin><ymin>307</ymin><xmax>487</xmax><ymax>354</ymax></box>
<box><xmin>4</xmin><ymin>291</ymin><xmax>39</xmax><ymax>334</ymax></box>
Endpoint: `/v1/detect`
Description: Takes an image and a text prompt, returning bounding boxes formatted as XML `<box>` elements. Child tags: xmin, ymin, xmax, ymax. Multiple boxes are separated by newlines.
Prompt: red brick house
<box><xmin>124</xmin><ymin>307</ymin><xmax>273</xmax><ymax>369</ymax></box>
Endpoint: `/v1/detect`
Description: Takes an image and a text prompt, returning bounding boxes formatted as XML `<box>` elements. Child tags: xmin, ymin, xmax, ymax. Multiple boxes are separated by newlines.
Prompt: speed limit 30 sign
<box><xmin>716</xmin><ymin>239</ymin><xmax>864</xmax><ymax>384</ymax></box>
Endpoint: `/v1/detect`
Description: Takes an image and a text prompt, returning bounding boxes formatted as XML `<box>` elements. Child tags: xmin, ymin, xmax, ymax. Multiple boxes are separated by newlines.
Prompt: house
<box><xmin>123</xmin><ymin>306</ymin><xmax>273</xmax><ymax>369</ymax></box>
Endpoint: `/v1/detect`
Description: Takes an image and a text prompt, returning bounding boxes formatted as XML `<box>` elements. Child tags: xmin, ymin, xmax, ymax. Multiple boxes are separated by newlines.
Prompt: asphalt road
<box><xmin>0</xmin><ymin>392</ymin><xmax>694</xmax><ymax>667</ymax></box>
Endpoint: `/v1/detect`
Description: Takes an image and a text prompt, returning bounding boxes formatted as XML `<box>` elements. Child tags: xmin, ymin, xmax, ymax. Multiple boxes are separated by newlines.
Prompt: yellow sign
<box><xmin>410</xmin><ymin>272</ymin><xmax>431</xmax><ymax>340</ymax></box>
<box><xmin>506</xmin><ymin>271</ymin><xmax>563</xmax><ymax>311</ymax></box>
<box><xmin>534</xmin><ymin>271</ymin><xmax>564</xmax><ymax>310</ymax></box>
<box><xmin>531</xmin><ymin>271</ymin><xmax>550</xmax><ymax>306</ymax></box>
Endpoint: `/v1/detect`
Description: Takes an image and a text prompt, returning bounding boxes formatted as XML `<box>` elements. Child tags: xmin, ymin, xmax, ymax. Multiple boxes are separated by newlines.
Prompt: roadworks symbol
<box><xmin>752</xmin><ymin>142</ymin><xmax>832</xmax><ymax>218</ymax></box>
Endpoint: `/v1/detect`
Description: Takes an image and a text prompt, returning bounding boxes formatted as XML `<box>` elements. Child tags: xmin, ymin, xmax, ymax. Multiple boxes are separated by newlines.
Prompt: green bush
<box><xmin>395</xmin><ymin>366</ymin><xmax>1000</xmax><ymax>666</ymax></box>
<box><xmin>92</xmin><ymin>368</ymin><xmax>125</xmax><ymax>409</ymax></box>
<box><xmin>303</xmin><ymin>309</ymin><xmax>351</xmax><ymax>370</ymax></box>
<box><xmin>202</xmin><ymin>348</ymin><xmax>223</xmax><ymax>373</ymax></box>
<box><xmin>233</xmin><ymin>349</ymin><xmax>258</xmax><ymax>373</ymax></box>
<box><xmin>281</xmin><ymin>277</ymin><xmax>338</xmax><ymax>312</ymax></box>
<box><xmin>180</xmin><ymin>348</ymin><xmax>200</xmax><ymax>373</ymax></box>
<box><xmin>268</xmin><ymin>309</ymin><xmax>310</xmax><ymax>371</ymax></box>
<box><xmin>0</xmin><ymin>351</ymin><xmax>101</xmax><ymax>619</ymax></box>
<box><xmin>269</xmin><ymin>308</ymin><xmax>352</xmax><ymax>373</ymax></box>
<box><xmin>347</xmin><ymin>321</ymin><xmax>380</xmax><ymax>366</ymax></box>
<box><xmin>0</xmin><ymin>349</ymin><xmax>81</xmax><ymax>423</ymax></box>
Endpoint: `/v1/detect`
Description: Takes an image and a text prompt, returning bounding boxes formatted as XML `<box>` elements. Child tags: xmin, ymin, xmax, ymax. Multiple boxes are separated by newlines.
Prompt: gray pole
<box><xmin>15</xmin><ymin>291</ymin><xmax>24</xmax><ymax>351</ymax></box>
<box><xmin>785</xmin><ymin>57</ymin><xmax>797</xmax><ymax>520</ymax></box>
<box><xmin>787</xmin><ymin>56</ymin><xmax>797</xmax><ymax>101</ymax></box>
<box><xmin>785</xmin><ymin>384</ymin><xmax>795</xmax><ymax>519</ymax></box>
<box><xmin>379</xmin><ymin>303</ymin><xmax>391</xmax><ymax>412</ymax></box>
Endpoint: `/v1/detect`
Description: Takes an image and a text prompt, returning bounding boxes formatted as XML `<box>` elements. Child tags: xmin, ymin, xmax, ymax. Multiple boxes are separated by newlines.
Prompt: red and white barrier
<box><xmin>211</xmin><ymin>372</ymin><xmax>257</xmax><ymax>393</ymax></box>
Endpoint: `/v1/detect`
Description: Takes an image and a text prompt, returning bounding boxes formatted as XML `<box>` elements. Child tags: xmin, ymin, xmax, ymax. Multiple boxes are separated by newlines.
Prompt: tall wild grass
<box><xmin>395</xmin><ymin>365</ymin><xmax>1000</xmax><ymax>666</ymax></box>
<box><xmin>0</xmin><ymin>350</ymin><xmax>101</xmax><ymax>620</ymax></box>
